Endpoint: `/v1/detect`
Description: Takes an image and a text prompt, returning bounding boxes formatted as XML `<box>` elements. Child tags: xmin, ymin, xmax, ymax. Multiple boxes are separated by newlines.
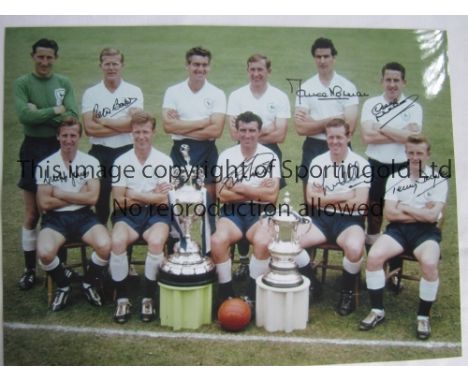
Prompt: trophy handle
<box><xmin>261</xmin><ymin>213</ymin><xmax>278</xmax><ymax>240</ymax></box>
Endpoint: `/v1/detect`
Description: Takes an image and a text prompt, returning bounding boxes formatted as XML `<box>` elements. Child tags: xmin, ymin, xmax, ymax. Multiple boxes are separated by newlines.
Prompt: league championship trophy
<box><xmin>159</xmin><ymin>144</ymin><xmax>216</xmax><ymax>285</ymax></box>
<box><xmin>158</xmin><ymin>144</ymin><xmax>216</xmax><ymax>329</ymax></box>
<box><xmin>262</xmin><ymin>192</ymin><xmax>312</xmax><ymax>288</ymax></box>
<box><xmin>256</xmin><ymin>192</ymin><xmax>312</xmax><ymax>332</ymax></box>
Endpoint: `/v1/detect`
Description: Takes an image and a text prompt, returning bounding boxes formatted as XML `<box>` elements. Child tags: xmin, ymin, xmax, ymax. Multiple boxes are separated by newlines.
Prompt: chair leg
<box><xmin>80</xmin><ymin>245</ymin><xmax>88</xmax><ymax>276</ymax></box>
<box><xmin>321</xmin><ymin>249</ymin><xmax>329</xmax><ymax>284</ymax></box>
<box><xmin>396</xmin><ymin>264</ymin><xmax>403</xmax><ymax>295</ymax></box>
<box><xmin>47</xmin><ymin>275</ymin><xmax>53</xmax><ymax>306</ymax></box>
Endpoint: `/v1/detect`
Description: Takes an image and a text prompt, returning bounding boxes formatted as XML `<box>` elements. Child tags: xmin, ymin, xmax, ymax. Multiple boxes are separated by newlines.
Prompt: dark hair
<box><xmin>235</xmin><ymin>111</ymin><xmax>263</xmax><ymax>131</ymax></box>
<box><xmin>32</xmin><ymin>38</ymin><xmax>59</xmax><ymax>56</ymax></box>
<box><xmin>58</xmin><ymin>116</ymin><xmax>82</xmax><ymax>136</ymax></box>
<box><xmin>325</xmin><ymin>118</ymin><xmax>350</xmax><ymax>136</ymax></box>
<box><xmin>311</xmin><ymin>37</ymin><xmax>337</xmax><ymax>57</ymax></box>
<box><xmin>407</xmin><ymin>134</ymin><xmax>431</xmax><ymax>152</ymax></box>
<box><xmin>131</xmin><ymin>110</ymin><xmax>156</xmax><ymax>130</ymax></box>
<box><xmin>381</xmin><ymin>62</ymin><xmax>406</xmax><ymax>80</ymax></box>
<box><xmin>185</xmin><ymin>46</ymin><xmax>211</xmax><ymax>64</ymax></box>
<box><xmin>247</xmin><ymin>53</ymin><xmax>271</xmax><ymax>70</ymax></box>
<box><xmin>99</xmin><ymin>47</ymin><xmax>124</xmax><ymax>64</ymax></box>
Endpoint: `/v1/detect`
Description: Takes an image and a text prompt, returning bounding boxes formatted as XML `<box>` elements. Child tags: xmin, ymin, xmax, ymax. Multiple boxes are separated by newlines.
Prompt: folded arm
<box><xmin>51</xmin><ymin>178</ymin><xmax>100</xmax><ymax>206</ymax></box>
<box><xmin>125</xmin><ymin>182</ymin><xmax>173</xmax><ymax>206</ymax></box>
<box><xmin>259</xmin><ymin>118</ymin><xmax>288</xmax><ymax>144</ymax></box>
<box><xmin>217</xmin><ymin>178</ymin><xmax>279</xmax><ymax>204</ymax></box>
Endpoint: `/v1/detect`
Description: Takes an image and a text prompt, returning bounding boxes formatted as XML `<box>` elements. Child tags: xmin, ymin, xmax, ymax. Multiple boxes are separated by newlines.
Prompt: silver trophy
<box><xmin>262</xmin><ymin>192</ymin><xmax>312</xmax><ymax>288</ymax></box>
<box><xmin>159</xmin><ymin>144</ymin><xmax>216</xmax><ymax>286</ymax></box>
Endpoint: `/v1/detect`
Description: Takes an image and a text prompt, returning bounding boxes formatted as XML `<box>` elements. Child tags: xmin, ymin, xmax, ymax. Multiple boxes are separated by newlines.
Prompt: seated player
<box><xmin>210</xmin><ymin>111</ymin><xmax>280</xmax><ymax>306</ymax></box>
<box><xmin>298</xmin><ymin>118</ymin><xmax>370</xmax><ymax>316</ymax></box>
<box><xmin>359</xmin><ymin>135</ymin><xmax>447</xmax><ymax>340</ymax></box>
<box><xmin>36</xmin><ymin>117</ymin><xmax>110</xmax><ymax>311</ymax></box>
<box><xmin>109</xmin><ymin>111</ymin><xmax>173</xmax><ymax>324</ymax></box>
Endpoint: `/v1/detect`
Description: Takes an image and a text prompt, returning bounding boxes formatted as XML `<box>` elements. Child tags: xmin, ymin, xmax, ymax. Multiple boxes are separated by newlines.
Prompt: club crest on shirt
<box><xmin>401</xmin><ymin>111</ymin><xmax>411</xmax><ymax>122</ymax></box>
<box><xmin>54</xmin><ymin>88</ymin><xmax>65</xmax><ymax>106</ymax></box>
<box><xmin>204</xmin><ymin>98</ymin><xmax>214</xmax><ymax>109</ymax></box>
<box><xmin>267</xmin><ymin>102</ymin><xmax>277</xmax><ymax>113</ymax></box>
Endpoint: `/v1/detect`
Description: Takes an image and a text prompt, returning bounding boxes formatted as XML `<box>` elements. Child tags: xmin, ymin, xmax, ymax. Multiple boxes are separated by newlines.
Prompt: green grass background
<box><xmin>2</xmin><ymin>25</ymin><xmax>460</xmax><ymax>365</ymax></box>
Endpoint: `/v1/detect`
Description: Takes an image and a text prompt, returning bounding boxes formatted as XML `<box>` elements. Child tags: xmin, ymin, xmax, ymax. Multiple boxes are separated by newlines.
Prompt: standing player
<box><xmin>162</xmin><ymin>46</ymin><xmax>226</xmax><ymax>201</ymax></box>
<box><xmin>82</xmin><ymin>47</ymin><xmax>144</xmax><ymax>225</ymax></box>
<box><xmin>109</xmin><ymin>111</ymin><xmax>173</xmax><ymax>324</ymax></box>
<box><xmin>298</xmin><ymin>118</ymin><xmax>370</xmax><ymax>316</ymax></box>
<box><xmin>211</xmin><ymin>112</ymin><xmax>280</xmax><ymax>305</ymax></box>
<box><xmin>36</xmin><ymin>118</ymin><xmax>110</xmax><ymax>311</ymax></box>
<box><xmin>14</xmin><ymin>38</ymin><xmax>79</xmax><ymax>290</ymax></box>
<box><xmin>227</xmin><ymin>53</ymin><xmax>290</xmax><ymax>175</ymax></box>
<box><xmin>294</xmin><ymin>37</ymin><xmax>359</xmax><ymax>200</ymax></box>
<box><xmin>226</xmin><ymin>53</ymin><xmax>291</xmax><ymax>279</ymax></box>
<box><xmin>359</xmin><ymin>135</ymin><xmax>447</xmax><ymax>340</ymax></box>
<box><xmin>360</xmin><ymin>62</ymin><xmax>422</xmax><ymax>288</ymax></box>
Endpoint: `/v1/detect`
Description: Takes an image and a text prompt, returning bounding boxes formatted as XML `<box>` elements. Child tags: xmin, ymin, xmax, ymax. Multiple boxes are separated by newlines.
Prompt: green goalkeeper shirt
<box><xmin>14</xmin><ymin>72</ymin><xmax>79</xmax><ymax>138</ymax></box>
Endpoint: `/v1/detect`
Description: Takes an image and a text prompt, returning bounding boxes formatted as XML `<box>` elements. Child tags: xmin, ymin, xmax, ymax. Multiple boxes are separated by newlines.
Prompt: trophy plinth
<box><xmin>158</xmin><ymin>144</ymin><xmax>216</xmax><ymax>287</ymax></box>
<box><xmin>262</xmin><ymin>192</ymin><xmax>312</xmax><ymax>288</ymax></box>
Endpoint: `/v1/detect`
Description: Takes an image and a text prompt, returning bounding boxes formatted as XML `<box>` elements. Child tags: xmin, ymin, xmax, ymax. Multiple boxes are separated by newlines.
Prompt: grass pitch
<box><xmin>2</xmin><ymin>25</ymin><xmax>461</xmax><ymax>365</ymax></box>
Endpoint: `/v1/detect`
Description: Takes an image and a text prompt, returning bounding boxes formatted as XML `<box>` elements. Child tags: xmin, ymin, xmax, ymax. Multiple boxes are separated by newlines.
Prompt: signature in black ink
<box><xmin>371</xmin><ymin>94</ymin><xmax>418</xmax><ymax>128</ymax></box>
<box><xmin>220</xmin><ymin>152</ymin><xmax>276</xmax><ymax>193</ymax></box>
<box><xmin>93</xmin><ymin>97</ymin><xmax>138</xmax><ymax>119</ymax></box>
<box><xmin>286</xmin><ymin>78</ymin><xmax>369</xmax><ymax>105</ymax></box>
<box><xmin>320</xmin><ymin>161</ymin><xmax>371</xmax><ymax>194</ymax></box>
<box><xmin>386</xmin><ymin>172</ymin><xmax>448</xmax><ymax>198</ymax></box>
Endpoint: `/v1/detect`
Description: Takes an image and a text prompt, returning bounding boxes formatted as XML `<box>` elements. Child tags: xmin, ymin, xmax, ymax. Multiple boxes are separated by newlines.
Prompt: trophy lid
<box><xmin>270</xmin><ymin>192</ymin><xmax>301</xmax><ymax>224</ymax></box>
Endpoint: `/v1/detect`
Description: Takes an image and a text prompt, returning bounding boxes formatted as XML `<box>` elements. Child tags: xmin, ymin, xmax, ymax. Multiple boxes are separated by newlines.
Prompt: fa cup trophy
<box><xmin>158</xmin><ymin>144</ymin><xmax>216</xmax><ymax>286</ymax></box>
<box><xmin>262</xmin><ymin>192</ymin><xmax>312</xmax><ymax>288</ymax></box>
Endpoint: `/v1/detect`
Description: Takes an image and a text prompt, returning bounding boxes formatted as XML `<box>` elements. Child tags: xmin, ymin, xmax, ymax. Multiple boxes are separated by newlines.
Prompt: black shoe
<box><xmin>416</xmin><ymin>317</ymin><xmax>431</xmax><ymax>340</ymax></box>
<box><xmin>18</xmin><ymin>269</ymin><xmax>36</xmax><ymax>290</ymax></box>
<box><xmin>359</xmin><ymin>310</ymin><xmax>385</xmax><ymax>330</ymax></box>
<box><xmin>233</xmin><ymin>262</ymin><xmax>249</xmax><ymax>281</ymax></box>
<box><xmin>51</xmin><ymin>286</ymin><xmax>71</xmax><ymax>311</ymax></box>
<box><xmin>140</xmin><ymin>298</ymin><xmax>156</xmax><ymax>322</ymax></box>
<box><xmin>81</xmin><ymin>282</ymin><xmax>103</xmax><ymax>307</ymax></box>
<box><xmin>114</xmin><ymin>299</ymin><xmax>131</xmax><ymax>324</ymax></box>
<box><xmin>336</xmin><ymin>290</ymin><xmax>356</xmax><ymax>316</ymax></box>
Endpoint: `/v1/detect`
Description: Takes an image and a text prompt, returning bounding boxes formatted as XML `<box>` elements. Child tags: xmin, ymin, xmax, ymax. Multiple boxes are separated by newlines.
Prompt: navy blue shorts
<box><xmin>18</xmin><ymin>136</ymin><xmax>60</xmax><ymax>192</ymax></box>
<box><xmin>170</xmin><ymin>139</ymin><xmax>218</xmax><ymax>184</ymax></box>
<box><xmin>310</xmin><ymin>210</ymin><xmax>365</xmax><ymax>244</ymax></box>
<box><xmin>220</xmin><ymin>203</ymin><xmax>268</xmax><ymax>236</ymax></box>
<box><xmin>368</xmin><ymin>158</ymin><xmax>407</xmax><ymax>203</ymax></box>
<box><xmin>299</xmin><ymin>137</ymin><xmax>329</xmax><ymax>184</ymax></box>
<box><xmin>111</xmin><ymin>205</ymin><xmax>172</xmax><ymax>237</ymax></box>
<box><xmin>384</xmin><ymin>222</ymin><xmax>441</xmax><ymax>253</ymax></box>
<box><xmin>41</xmin><ymin>207</ymin><xmax>101</xmax><ymax>242</ymax></box>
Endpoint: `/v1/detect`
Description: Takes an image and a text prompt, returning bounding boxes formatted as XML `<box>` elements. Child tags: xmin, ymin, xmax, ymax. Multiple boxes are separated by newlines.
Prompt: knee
<box><xmin>93</xmin><ymin>236</ymin><xmax>111</xmax><ymax>258</ymax></box>
<box><xmin>252</xmin><ymin>237</ymin><xmax>270</xmax><ymax>258</ymax></box>
<box><xmin>37</xmin><ymin>241</ymin><xmax>57</xmax><ymax>264</ymax></box>
<box><xmin>254</xmin><ymin>231</ymin><xmax>271</xmax><ymax>248</ymax></box>
<box><xmin>210</xmin><ymin>234</ymin><xmax>230</xmax><ymax>263</ymax></box>
<box><xmin>111</xmin><ymin>234</ymin><xmax>128</xmax><ymax>254</ymax></box>
<box><xmin>147</xmin><ymin>236</ymin><xmax>166</xmax><ymax>254</ymax></box>
<box><xmin>343</xmin><ymin>242</ymin><xmax>364</xmax><ymax>263</ymax></box>
<box><xmin>211</xmin><ymin>233</ymin><xmax>228</xmax><ymax>251</ymax></box>
<box><xmin>420</xmin><ymin>260</ymin><xmax>439</xmax><ymax>280</ymax></box>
